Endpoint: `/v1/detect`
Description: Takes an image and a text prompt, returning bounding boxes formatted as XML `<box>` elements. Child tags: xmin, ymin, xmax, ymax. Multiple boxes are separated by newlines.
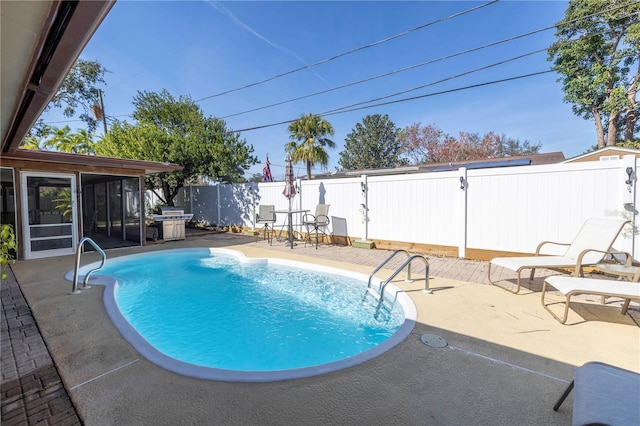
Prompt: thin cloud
<box><xmin>206</xmin><ymin>1</ymin><xmax>329</xmax><ymax>86</ymax></box>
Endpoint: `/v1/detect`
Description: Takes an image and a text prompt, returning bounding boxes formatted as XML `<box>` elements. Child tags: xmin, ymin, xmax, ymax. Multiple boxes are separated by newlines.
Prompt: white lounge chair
<box><xmin>554</xmin><ymin>362</ymin><xmax>640</xmax><ymax>424</ymax></box>
<box><xmin>488</xmin><ymin>217</ymin><xmax>629</xmax><ymax>293</ymax></box>
<box><xmin>542</xmin><ymin>270</ymin><xmax>640</xmax><ymax>324</ymax></box>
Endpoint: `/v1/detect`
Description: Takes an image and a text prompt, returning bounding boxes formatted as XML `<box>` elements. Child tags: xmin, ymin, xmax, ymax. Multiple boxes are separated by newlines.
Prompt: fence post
<box><xmin>361</xmin><ymin>174</ymin><xmax>369</xmax><ymax>242</ymax></box>
<box><xmin>458</xmin><ymin>167</ymin><xmax>468</xmax><ymax>258</ymax></box>
<box><xmin>622</xmin><ymin>155</ymin><xmax>637</xmax><ymax>258</ymax></box>
<box><xmin>216</xmin><ymin>183</ymin><xmax>221</xmax><ymax>226</ymax></box>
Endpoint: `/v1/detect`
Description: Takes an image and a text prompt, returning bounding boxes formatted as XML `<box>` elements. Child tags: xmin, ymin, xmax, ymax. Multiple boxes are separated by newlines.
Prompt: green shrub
<box><xmin>1</xmin><ymin>224</ymin><xmax>16</xmax><ymax>281</ymax></box>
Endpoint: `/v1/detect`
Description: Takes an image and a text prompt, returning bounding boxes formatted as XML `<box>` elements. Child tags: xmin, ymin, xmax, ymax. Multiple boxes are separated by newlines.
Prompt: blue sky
<box><xmin>42</xmin><ymin>0</ymin><xmax>596</xmax><ymax>180</ymax></box>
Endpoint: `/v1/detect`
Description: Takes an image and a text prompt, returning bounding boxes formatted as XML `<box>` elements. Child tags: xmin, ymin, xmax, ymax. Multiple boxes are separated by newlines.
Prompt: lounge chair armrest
<box><xmin>571</xmin><ymin>249</ymin><xmax>633</xmax><ymax>276</ymax></box>
<box><xmin>535</xmin><ymin>241</ymin><xmax>570</xmax><ymax>255</ymax></box>
<box><xmin>593</xmin><ymin>250</ymin><xmax>634</xmax><ymax>266</ymax></box>
<box><xmin>575</xmin><ymin>248</ymin><xmax>631</xmax><ymax>265</ymax></box>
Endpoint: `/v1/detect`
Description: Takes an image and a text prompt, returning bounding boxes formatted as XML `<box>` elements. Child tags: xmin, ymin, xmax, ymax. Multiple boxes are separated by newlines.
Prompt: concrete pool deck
<box><xmin>2</xmin><ymin>232</ymin><xmax>639</xmax><ymax>425</ymax></box>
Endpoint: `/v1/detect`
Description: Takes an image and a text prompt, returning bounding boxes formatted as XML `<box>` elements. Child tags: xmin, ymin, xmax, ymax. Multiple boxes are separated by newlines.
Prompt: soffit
<box><xmin>1</xmin><ymin>1</ymin><xmax>115</xmax><ymax>154</ymax></box>
<box><xmin>2</xmin><ymin>149</ymin><xmax>182</xmax><ymax>175</ymax></box>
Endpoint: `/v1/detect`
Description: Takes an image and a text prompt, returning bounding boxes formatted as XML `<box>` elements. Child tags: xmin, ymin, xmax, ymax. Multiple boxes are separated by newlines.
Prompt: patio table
<box><xmin>272</xmin><ymin>209</ymin><xmax>309</xmax><ymax>249</ymax></box>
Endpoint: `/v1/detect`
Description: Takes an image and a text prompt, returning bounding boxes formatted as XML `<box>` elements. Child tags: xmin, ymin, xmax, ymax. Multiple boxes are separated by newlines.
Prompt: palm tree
<box><xmin>69</xmin><ymin>129</ymin><xmax>95</xmax><ymax>154</ymax></box>
<box><xmin>40</xmin><ymin>125</ymin><xmax>95</xmax><ymax>154</ymax></box>
<box><xmin>44</xmin><ymin>126</ymin><xmax>73</xmax><ymax>152</ymax></box>
<box><xmin>285</xmin><ymin>113</ymin><xmax>335</xmax><ymax>179</ymax></box>
<box><xmin>20</xmin><ymin>135</ymin><xmax>45</xmax><ymax>150</ymax></box>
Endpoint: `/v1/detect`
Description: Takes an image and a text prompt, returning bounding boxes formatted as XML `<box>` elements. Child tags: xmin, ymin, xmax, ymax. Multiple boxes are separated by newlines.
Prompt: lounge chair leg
<box><xmin>541</xmin><ymin>280</ymin><xmax>570</xmax><ymax>324</ymax></box>
<box><xmin>553</xmin><ymin>380</ymin><xmax>574</xmax><ymax>411</ymax></box>
<box><xmin>487</xmin><ymin>263</ymin><xmax>522</xmax><ymax>294</ymax></box>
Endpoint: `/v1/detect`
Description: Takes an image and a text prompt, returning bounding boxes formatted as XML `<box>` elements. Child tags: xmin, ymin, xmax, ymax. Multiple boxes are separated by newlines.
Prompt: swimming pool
<box><xmin>69</xmin><ymin>248</ymin><xmax>416</xmax><ymax>382</ymax></box>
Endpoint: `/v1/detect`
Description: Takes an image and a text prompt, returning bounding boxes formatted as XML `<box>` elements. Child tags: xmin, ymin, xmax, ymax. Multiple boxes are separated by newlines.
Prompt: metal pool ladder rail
<box><xmin>362</xmin><ymin>249</ymin><xmax>430</xmax><ymax>317</ymax></box>
<box><xmin>71</xmin><ymin>237</ymin><xmax>106</xmax><ymax>294</ymax></box>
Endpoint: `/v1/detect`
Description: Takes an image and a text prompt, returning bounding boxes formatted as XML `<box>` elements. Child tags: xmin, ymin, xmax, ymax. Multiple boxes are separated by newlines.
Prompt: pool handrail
<box><xmin>365</xmin><ymin>249</ymin><xmax>413</xmax><ymax>291</ymax></box>
<box><xmin>375</xmin><ymin>254</ymin><xmax>430</xmax><ymax>314</ymax></box>
<box><xmin>363</xmin><ymin>250</ymin><xmax>430</xmax><ymax>317</ymax></box>
<box><xmin>71</xmin><ymin>237</ymin><xmax>106</xmax><ymax>294</ymax></box>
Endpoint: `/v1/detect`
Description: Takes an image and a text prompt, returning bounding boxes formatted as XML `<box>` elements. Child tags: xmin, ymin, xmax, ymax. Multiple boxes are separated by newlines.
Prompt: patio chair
<box><xmin>303</xmin><ymin>204</ymin><xmax>330</xmax><ymax>249</ymax></box>
<box><xmin>256</xmin><ymin>205</ymin><xmax>276</xmax><ymax>245</ymax></box>
<box><xmin>487</xmin><ymin>217</ymin><xmax>629</xmax><ymax>293</ymax></box>
<box><xmin>541</xmin><ymin>254</ymin><xmax>640</xmax><ymax>323</ymax></box>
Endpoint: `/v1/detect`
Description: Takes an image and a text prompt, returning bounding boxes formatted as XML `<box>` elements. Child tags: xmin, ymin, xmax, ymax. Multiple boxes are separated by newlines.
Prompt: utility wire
<box><xmin>220</xmin><ymin>7</ymin><xmax>639</xmax><ymax>119</ymax></box>
<box><xmin>194</xmin><ymin>0</ymin><xmax>499</xmax><ymax>102</ymax></box>
<box><xmin>321</xmin><ymin>48</ymin><xmax>548</xmax><ymax>115</ymax></box>
<box><xmin>227</xmin><ymin>70</ymin><xmax>553</xmax><ymax>134</ymax></box>
<box><xmin>222</xmin><ymin>28</ymin><xmax>553</xmax><ymax>119</ymax></box>
<box><xmin>323</xmin><ymin>70</ymin><xmax>554</xmax><ymax>117</ymax></box>
<box><xmin>44</xmin><ymin>3</ymin><xmax>638</xmax><ymax>129</ymax></box>
<box><xmin>200</xmin><ymin>0</ymin><xmax>634</xmax><ymax>104</ymax></box>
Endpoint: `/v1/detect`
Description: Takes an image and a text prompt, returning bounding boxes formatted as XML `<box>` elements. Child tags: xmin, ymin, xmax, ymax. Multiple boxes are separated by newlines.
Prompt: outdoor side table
<box><xmin>594</xmin><ymin>262</ymin><xmax>639</xmax><ymax>314</ymax></box>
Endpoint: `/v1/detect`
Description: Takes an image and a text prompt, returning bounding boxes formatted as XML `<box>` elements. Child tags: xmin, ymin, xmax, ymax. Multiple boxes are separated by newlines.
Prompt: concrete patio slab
<box><xmin>3</xmin><ymin>232</ymin><xmax>639</xmax><ymax>425</ymax></box>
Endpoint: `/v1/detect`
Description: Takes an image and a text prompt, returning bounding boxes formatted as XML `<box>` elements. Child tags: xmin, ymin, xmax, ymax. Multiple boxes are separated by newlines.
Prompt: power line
<box><xmin>193</xmin><ymin>0</ymin><xmax>500</xmax><ymax>102</ymax></box>
<box><xmin>220</xmin><ymin>6</ymin><xmax>639</xmax><ymax>120</ymax></box>
<box><xmin>228</xmin><ymin>70</ymin><xmax>554</xmax><ymax>134</ymax></box>
<box><xmin>42</xmin><ymin>3</ymin><xmax>638</xmax><ymax>130</ymax></box>
<box><xmin>198</xmin><ymin>0</ymin><xmax>635</xmax><ymax>105</ymax></box>
<box><xmin>324</xmin><ymin>71</ymin><xmax>554</xmax><ymax>116</ymax></box>
<box><xmin>221</xmin><ymin>29</ymin><xmax>554</xmax><ymax>119</ymax></box>
<box><xmin>321</xmin><ymin>48</ymin><xmax>548</xmax><ymax>115</ymax></box>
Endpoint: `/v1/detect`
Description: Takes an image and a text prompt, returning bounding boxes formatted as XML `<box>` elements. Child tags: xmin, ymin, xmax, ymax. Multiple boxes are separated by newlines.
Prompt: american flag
<box><xmin>262</xmin><ymin>155</ymin><xmax>273</xmax><ymax>182</ymax></box>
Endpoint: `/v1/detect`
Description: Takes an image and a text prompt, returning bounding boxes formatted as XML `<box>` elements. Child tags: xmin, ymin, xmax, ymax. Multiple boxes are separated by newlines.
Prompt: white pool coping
<box><xmin>65</xmin><ymin>247</ymin><xmax>417</xmax><ymax>382</ymax></box>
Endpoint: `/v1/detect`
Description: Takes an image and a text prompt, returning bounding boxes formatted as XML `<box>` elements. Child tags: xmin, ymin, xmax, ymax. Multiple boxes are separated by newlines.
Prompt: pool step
<box><xmin>362</xmin><ymin>285</ymin><xmax>395</xmax><ymax>318</ymax></box>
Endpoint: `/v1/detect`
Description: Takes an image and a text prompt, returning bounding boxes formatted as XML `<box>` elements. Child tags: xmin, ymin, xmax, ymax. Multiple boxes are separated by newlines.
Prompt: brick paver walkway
<box><xmin>1</xmin><ymin>266</ymin><xmax>81</xmax><ymax>426</ymax></box>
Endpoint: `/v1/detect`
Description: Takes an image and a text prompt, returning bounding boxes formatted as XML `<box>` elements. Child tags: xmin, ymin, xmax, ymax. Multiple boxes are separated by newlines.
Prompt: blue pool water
<box><xmin>77</xmin><ymin>248</ymin><xmax>416</xmax><ymax>381</ymax></box>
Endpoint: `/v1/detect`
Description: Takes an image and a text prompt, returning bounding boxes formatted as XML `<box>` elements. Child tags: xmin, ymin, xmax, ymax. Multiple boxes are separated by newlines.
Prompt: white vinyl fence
<box><xmin>173</xmin><ymin>155</ymin><xmax>639</xmax><ymax>260</ymax></box>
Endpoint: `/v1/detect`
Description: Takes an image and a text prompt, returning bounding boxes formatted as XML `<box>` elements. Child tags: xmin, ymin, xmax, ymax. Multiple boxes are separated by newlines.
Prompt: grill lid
<box><xmin>158</xmin><ymin>206</ymin><xmax>185</xmax><ymax>215</ymax></box>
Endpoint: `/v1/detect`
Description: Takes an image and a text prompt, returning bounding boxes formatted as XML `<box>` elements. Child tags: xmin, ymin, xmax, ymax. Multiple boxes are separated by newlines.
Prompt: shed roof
<box><xmin>564</xmin><ymin>147</ymin><xmax>640</xmax><ymax>163</ymax></box>
<box><xmin>314</xmin><ymin>152</ymin><xmax>565</xmax><ymax>179</ymax></box>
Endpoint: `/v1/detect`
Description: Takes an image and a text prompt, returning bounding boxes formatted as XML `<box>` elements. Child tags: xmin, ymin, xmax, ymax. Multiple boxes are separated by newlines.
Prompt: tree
<box><xmin>547</xmin><ymin>0</ymin><xmax>640</xmax><ymax>148</ymax></box>
<box><xmin>32</xmin><ymin>59</ymin><xmax>108</xmax><ymax>135</ymax></box>
<box><xmin>45</xmin><ymin>126</ymin><xmax>95</xmax><ymax>154</ymax></box>
<box><xmin>338</xmin><ymin>114</ymin><xmax>402</xmax><ymax>170</ymax></box>
<box><xmin>397</xmin><ymin>122</ymin><xmax>541</xmax><ymax>164</ymax></box>
<box><xmin>20</xmin><ymin>126</ymin><xmax>95</xmax><ymax>154</ymax></box>
<box><xmin>493</xmin><ymin>135</ymin><xmax>542</xmax><ymax>157</ymax></box>
<box><xmin>247</xmin><ymin>173</ymin><xmax>264</xmax><ymax>183</ymax></box>
<box><xmin>20</xmin><ymin>134</ymin><xmax>45</xmax><ymax>150</ymax></box>
<box><xmin>397</xmin><ymin>123</ymin><xmax>443</xmax><ymax>164</ymax></box>
<box><xmin>94</xmin><ymin>89</ymin><xmax>257</xmax><ymax>205</ymax></box>
<box><xmin>285</xmin><ymin>113</ymin><xmax>335</xmax><ymax>179</ymax></box>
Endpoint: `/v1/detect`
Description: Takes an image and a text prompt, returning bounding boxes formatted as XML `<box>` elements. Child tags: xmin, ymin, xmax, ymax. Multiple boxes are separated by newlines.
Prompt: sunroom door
<box><xmin>21</xmin><ymin>172</ymin><xmax>77</xmax><ymax>259</ymax></box>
